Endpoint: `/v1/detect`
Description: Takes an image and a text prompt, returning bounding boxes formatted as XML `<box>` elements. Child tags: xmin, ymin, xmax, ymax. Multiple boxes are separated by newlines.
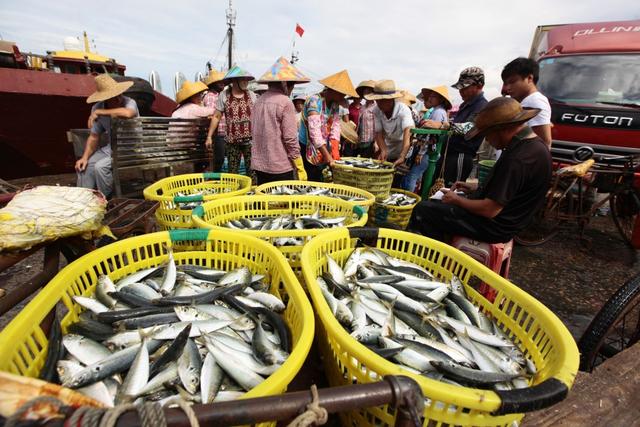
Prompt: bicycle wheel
<box><xmin>578</xmin><ymin>273</ymin><xmax>640</xmax><ymax>372</ymax></box>
<box><xmin>610</xmin><ymin>188</ymin><xmax>640</xmax><ymax>247</ymax></box>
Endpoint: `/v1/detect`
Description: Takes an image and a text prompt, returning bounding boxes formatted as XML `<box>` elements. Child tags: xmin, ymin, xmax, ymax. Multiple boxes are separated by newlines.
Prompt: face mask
<box><xmin>238</xmin><ymin>81</ymin><xmax>249</xmax><ymax>91</ymax></box>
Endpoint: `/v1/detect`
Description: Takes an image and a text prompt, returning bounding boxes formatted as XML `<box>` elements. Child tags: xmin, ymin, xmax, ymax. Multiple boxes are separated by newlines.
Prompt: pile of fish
<box><xmin>316</xmin><ymin>248</ymin><xmax>536</xmax><ymax>391</ymax></box>
<box><xmin>334</xmin><ymin>158</ymin><xmax>394</xmax><ymax>170</ymax></box>
<box><xmin>223</xmin><ymin>210</ymin><xmax>352</xmax><ymax>247</ymax></box>
<box><xmin>378</xmin><ymin>192</ymin><xmax>418</xmax><ymax>207</ymax></box>
<box><xmin>42</xmin><ymin>252</ymin><xmax>291</xmax><ymax>408</ymax></box>
<box><xmin>265</xmin><ymin>185</ymin><xmax>367</xmax><ymax>203</ymax></box>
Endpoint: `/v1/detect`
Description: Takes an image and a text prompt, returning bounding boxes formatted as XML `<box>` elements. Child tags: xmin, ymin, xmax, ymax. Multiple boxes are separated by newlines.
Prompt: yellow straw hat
<box><xmin>203</xmin><ymin>69</ymin><xmax>226</xmax><ymax>86</ymax></box>
<box><xmin>175</xmin><ymin>80</ymin><xmax>208</xmax><ymax>104</ymax></box>
<box><xmin>340</xmin><ymin>120</ymin><xmax>358</xmax><ymax>144</ymax></box>
<box><xmin>355</xmin><ymin>80</ymin><xmax>376</xmax><ymax>97</ymax></box>
<box><xmin>364</xmin><ymin>80</ymin><xmax>402</xmax><ymax>100</ymax></box>
<box><xmin>319</xmin><ymin>70</ymin><xmax>358</xmax><ymax>98</ymax></box>
<box><xmin>86</xmin><ymin>74</ymin><xmax>133</xmax><ymax>103</ymax></box>
<box><xmin>399</xmin><ymin>90</ymin><xmax>417</xmax><ymax>106</ymax></box>
<box><xmin>420</xmin><ymin>85</ymin><xmax>453</xmax><ymax>110</ymax></box>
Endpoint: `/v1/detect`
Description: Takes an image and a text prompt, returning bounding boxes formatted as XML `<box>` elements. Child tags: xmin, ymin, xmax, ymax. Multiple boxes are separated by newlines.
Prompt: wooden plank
<box><xmin>523</xmin><ymin>343</ymin><xmax>640</xmax><ymax>427</ymax></box>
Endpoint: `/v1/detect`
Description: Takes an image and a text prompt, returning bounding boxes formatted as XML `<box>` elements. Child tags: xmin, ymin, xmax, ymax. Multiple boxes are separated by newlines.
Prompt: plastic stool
<box><xmin>449</xmin><ymin>236</ymin><xmax>514</xmax><ymax>302</ymax></box>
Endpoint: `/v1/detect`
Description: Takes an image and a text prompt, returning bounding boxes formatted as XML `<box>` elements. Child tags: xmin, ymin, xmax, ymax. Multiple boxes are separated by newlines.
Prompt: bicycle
<box><xmin>515</xmin><ymin>148</ymin><xmax>640</xmax><ymax>248</ymax></box>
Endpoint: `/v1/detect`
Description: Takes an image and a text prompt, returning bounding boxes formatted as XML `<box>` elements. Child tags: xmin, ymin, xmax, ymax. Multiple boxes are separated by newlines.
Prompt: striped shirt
<box><xmin>358</xmin><ymin>102</ymin><xmax>376</xmax><ymax>144</ymax></box>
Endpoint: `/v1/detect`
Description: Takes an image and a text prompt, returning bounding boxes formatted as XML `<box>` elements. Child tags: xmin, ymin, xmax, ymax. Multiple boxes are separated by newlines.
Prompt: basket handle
<box><xmin>192</xmin><ymin>205</ymin><xmax>205</xmax><ymax>218</ymax></box>
<box><xmin>203</xmin><ymin>172</ymin><xmax>222</xmax><ymax>180</ymax></box>
<box><xmin>348</xmin><ymin>227</ymin><xmax>380</xmax><ymax>247</ymax></box>
<box><xmin>169</xmin><ymin>228</ymin><xmax>211</xmax><ymax>242</ymax></box>
<box><xmin>493</xmin><ymin>378</ymin><xmax>568</xmax><ymax>415</ymax></box>
<box><xmin>173</xmin><ymin>194</ymin><xmax>204</xmax><ymax>203</ymax></box>
<box><xmin>352</xmin><ymin>205</ymin><xmax>365</xmax><ymax>218</ymax></box>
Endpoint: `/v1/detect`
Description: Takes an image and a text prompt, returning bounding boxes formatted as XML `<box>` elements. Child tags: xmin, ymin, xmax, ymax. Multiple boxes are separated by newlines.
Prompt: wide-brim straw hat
<box><xmin>355</xmin><ymin>80</ymin><xmax>376</xmax><ymax>97</ymax></box>
<box><xmin>319</xmin><ymin>70</ymin><xmax>358</xmax><ymax>98</ymax></box>
<box><xmin>340</xmin><ymin>120</ymin><xmax>358</xmax><ymax>144</ymax></box>
<box><xmin>420</xmin><ymin>85</ymin><xmax>453</xmax><ymax>110</ymax></box>
<box><xmin>465</xmin><ymin>97</ymin><xmax>540</xmax><ymax>140</ymax></box>
<box><xmin>175</xmin><ymin>80</ymin><xmax>208</xmax><ymax>104</ymax></box>
<box><xmin>257</xmin><ymin>56</ymin><xmax>311</xmax><ymax>84</ymax></box>
<box><xmin>86</xmin><ymin>74</ymin><xmax>134</xmax><ymax>103</ymax></box>
<box><xmin>203</xmin><ymin>69</ymin><xmax>226</xmax><ymax>86</ymax></box>
<box><xmin>221</xmin><ymin>66</ymin><xmax>255</xmax><ymax>85</ymax></box>
<box><xmin>399</xmin><ymin>90</ymin><xmax>417</xmax><ymax>106</ymax></box>
<box><xmin>364</xmin><ymin>79</ymin><xmax>403</xmax><ymax>100</ymax></box>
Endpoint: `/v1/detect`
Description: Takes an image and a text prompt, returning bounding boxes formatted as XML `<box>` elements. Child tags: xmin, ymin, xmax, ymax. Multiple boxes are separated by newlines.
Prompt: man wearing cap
<box><xmin>76</xmin><ymin>74</ymin><xmax>139</xmax><ymax>197</ymax></box>
<box><xmin>299</xmin><ymin>69</ymin><xmax>358</xmax><ymax>181</ymax></box>
<box><xmin>206</xmin><ymin>66</ymin><xmax>256</xmax><ymax>178</ymax></box>
<box><xmin>203</xmin><ymin>70</ymin><xmax>228</xmax><ymax>172</ymax></box>
<box><xmin>292</xmin><ymin>94</ymin><xmax>306</xmax><ymax>129</ymax></box>
<box><xmin>366</xmin><ymin>80</ymin><xmax>415</xmax><ymax>169</ymax></box>
<box><xmin>422</xmin><ymin>67</ymin><xmax>488</xmax><ymax>186</ymax></box>
<box><xmin>250</xmin><ymin>57</ymin><xmax>309</xmax><ymax>185</ymax></box>
<box><xmin>408</xmin><ymin>97</ymin><xmax>552</xmax><ymax>243</ymax></box>
<box><xmin>356</xmin><ymin>80</ymin><xmax>377</xmax><ymax>158</ymax></box>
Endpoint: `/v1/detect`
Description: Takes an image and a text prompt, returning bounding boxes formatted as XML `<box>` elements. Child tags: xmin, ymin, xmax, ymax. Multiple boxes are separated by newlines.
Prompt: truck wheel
<box><xmin>578</xmin><ymin>273</ymin><xmax>640</xmax><ymax>372</ymax></box>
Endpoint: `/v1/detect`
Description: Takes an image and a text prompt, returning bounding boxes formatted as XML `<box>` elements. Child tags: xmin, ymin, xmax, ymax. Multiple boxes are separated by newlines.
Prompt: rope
<box><xmin>138</xmin><ymin>402</ymin><xmax>167</xmax><ymax>427</ymax></box>
<box><xmin>98</xmin><ymin>403</ymin><xmax>136</xmax><ymax>427</ymax></box>
<box><xmin>286</xmin><ymin>385</ymin><xmax>328</xmax><ymax>427</ymax></box>
<box><xmin>67</xmin><ymin>406</ymin><xmax>105</xmax><ymax>427</ymax></box>
<box><xmin>163</xmin><ymin>397</ymin><xmax>200</xmax><ymax>427</ymax></box>
<box><xmin>4</xmin><ymin>396</ymin><xmax>64</xmax><ymax>427</ymax></box>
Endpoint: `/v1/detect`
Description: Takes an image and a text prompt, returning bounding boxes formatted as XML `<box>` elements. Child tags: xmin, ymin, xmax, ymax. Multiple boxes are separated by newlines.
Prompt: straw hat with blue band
<box><xmin>364</xmin><ymin>80</ymin><xmax>403</xmax><ymax>100</ymax></box>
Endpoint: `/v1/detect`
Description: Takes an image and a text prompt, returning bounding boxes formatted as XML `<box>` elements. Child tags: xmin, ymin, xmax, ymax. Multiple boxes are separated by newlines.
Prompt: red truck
<box><xmin>529</xmin><ymin>20</ymin><xmax>640</xmax><ymax>161</ymax></box>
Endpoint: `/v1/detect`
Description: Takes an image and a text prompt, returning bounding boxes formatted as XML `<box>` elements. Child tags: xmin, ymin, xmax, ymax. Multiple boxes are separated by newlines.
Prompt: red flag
<box><xmin>295</xmin><ymin>23</ymin><xmax>304</xmax><ymax>37</ymax></box>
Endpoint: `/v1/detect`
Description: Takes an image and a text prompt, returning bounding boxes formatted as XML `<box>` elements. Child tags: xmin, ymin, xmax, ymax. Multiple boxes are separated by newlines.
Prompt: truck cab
<box><xmin>530</xmin><ymin>20</ymin><xmax>640</xmax><ymax>164</ymax></box>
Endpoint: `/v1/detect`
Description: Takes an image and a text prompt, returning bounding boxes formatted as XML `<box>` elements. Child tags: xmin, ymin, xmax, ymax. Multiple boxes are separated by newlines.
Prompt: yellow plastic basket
<box><xmin>255</xmin><ymin>180</ymin><xmax>376</xmax><ymax>212</ymax></box>
<box><xmin>143</xmin><ymin>172</ymin><xmax>252</xmax><ymax>229</ymax></box>
<box><xmin>332</xmin><ymin>157</ymin><xmax>395</xmax><ymax>199</ymax></box>
<box><xmin>369</xmin><ymin>188</ymin><xmax>422</xmax><ymax>230</ymax></box>
<box><xmin>192</xmin><ymin>195</ymin><xmax>367</xmax><ymax>279</ymax></box>
<box><xmin>0</xmin><ymin>229</ymin><xmax>314</xmax><ymax>421</ymax></box>
<box><xmin>300</xmin><ymin>227</ymin><xmax>579</xmax><ymax>427</ymax></box>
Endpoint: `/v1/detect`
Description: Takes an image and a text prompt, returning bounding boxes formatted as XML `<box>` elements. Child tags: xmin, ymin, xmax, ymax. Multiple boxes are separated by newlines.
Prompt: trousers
<box><xmin>436</xmin><ymin>150</ymin><xmax>474</xmax><ymax>187</ymax></box>
<box><xmin>77</xmin><ymin>149</ymin><xmax>112</xmax><ymax>197</ymax></box>
<box><xmin>255</xmin><ymin>170</ymin><xmax>295</xmax><ymax>185</ymax></box>
<box><xmin>408</xmin><ymin>200</ymin><xmax>511</xmax><ymax>243</ymax></box>
<box><xmin>227</xmin><ymin>141</ymin><xmax>253</xmax><ymax>180</ymax></box>
<box><xmin>211</xmin><ymin>134</ymin><xmax>226</xmax><ymax>173</ymax></box>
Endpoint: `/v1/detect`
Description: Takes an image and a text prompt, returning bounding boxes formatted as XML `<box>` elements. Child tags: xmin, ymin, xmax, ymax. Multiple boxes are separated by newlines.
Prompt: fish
<box><xmin>316</xmin><ymin>250</ymin><xmax>530</xmax><ymax>392</ymax></box>
<box><xmin>49</xmin><ymin>260</ymin><xmax>291</xmax><ymax>408</ymax></box>
<box><xmin>379</xmin><ymin>193</ymin><xmax>418</xmax><ymax>207</ymax></box>
<box><xmin>334</xmin><ymin>158</ymin><xmax>394</xmax><ymax>170</ymax></box>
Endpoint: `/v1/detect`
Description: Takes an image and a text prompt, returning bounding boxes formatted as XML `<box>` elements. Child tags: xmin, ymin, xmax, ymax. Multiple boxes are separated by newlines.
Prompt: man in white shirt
<box><xmin>501</xmin><ymin>57</ymin><xmax>552</xmax><ymax>148</ymax></box>
<box><xmin>365</xmin><ymin>80</ymin><xmax>415</xmax><ymax>166</ymax></box>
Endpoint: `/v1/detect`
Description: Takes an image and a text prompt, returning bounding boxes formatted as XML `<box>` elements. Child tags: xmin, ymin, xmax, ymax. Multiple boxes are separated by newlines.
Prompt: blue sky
<box><xmin>1</xmin><ymin>0</ymin><xmax>638</xmax><ymax>104</ymax></box>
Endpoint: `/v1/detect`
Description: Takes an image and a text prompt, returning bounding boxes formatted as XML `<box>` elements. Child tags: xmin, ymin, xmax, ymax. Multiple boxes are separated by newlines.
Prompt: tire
<box><xmin>514</xmin><ymin>210</ymin><xmax>561</xmax><ymax>246</ymax></box>
<box><xmin>610</xmin><ymin>188</ymin><xmax>640</xmax><ymax>248</ymax></box>
<box><xmin>578</xmin><ymin>273</ymin><xmax>640</xmax><ymax>372</ymax></box>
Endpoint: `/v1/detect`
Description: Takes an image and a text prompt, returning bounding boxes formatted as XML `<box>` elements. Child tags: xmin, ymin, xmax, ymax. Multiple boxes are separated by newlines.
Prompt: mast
<box><xmin>226</xmin><ymin>0</ymin><xmax>236</xmax><ymax>69</ymax></box>
<box><xmin>83</xmin><ymin>31</ymin><xmax>91</xmax><ymax>53</ymax></box>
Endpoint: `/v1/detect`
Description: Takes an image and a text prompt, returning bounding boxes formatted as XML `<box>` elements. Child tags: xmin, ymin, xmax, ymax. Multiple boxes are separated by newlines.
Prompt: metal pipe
<box><xmin>107</xmin><ymin>375</ymin><xmax>423</xmax><ymax>427</ymax></box>
<box><xmin>0</xmin><ymin>242</ymin><xmax>60</xmax><ymax>316</ymax></box>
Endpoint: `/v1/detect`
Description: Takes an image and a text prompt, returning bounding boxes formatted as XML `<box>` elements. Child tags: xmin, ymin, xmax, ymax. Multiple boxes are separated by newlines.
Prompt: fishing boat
<box><xmin>0</xmin><ymin>33</ymin><xmax>177</xmax><ymax>179</ymax></box>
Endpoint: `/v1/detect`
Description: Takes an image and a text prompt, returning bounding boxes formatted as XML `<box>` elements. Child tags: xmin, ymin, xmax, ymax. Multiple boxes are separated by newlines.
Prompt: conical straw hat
<box><xmin>222</xmin><ymin>66</ymin><xmax>255</xmax><ymax>84</ymax></box>
<box><xmin>399</xmin><ymin>90</ymin><xmax>417</xmax><ymax>105</ymax></box>
<box><xmin>86</xmin><ymin>74</ymin><xmax>133</xmax><ymax>103</ymax></box>
<box><xmin>340</xmin><ymin>120</ymin><xmax>358</xmax><ymax>144</ymax></box>
<box><xmin>257</xmin><ymin>57</ymin><xmax>311</xmax><ymax>84</ymax></box>
<box><xmin>421</xmin><ymin>85</ymin><xmax>453</xmax><ymax>110</ymax></box>
<box><xmin>203</xmin><ymin>69</ymin><xmax>226</xmax><ymax>86</ymax></box>
<box><xmin>319</xmin><ymin>70</ymin><xmax>358</xmax><ymax>98</ymax></box>
<box><xmin>175</xmin><ymin>80</ymin><xmax>208</xmax><ymax>104</ymax></box>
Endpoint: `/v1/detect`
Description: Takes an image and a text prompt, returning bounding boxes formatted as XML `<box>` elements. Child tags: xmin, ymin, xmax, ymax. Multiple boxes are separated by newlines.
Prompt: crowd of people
<box><xmin>76</xmin><ymin>55</ymin><xmax>554</xmax><ymax>245</ymax></box>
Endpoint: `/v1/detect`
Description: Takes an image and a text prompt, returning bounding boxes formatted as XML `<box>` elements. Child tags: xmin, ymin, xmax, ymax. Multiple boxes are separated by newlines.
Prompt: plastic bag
<box><xmin>0</xmin><ymin>186</ymin><xmax>107</xmax><ymax>251</ymax></box>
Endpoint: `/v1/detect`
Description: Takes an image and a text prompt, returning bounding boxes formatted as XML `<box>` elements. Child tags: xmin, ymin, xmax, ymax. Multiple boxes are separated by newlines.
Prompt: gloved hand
<box><xmin>292</xmin><ymin>157</ymin><xmax>307</xmax><ymax>181</ymax></box>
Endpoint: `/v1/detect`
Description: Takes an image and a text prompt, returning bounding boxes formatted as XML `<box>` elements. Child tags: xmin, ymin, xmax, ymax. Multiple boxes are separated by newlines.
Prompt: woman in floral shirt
<box><xmin>298</xmin><ymin>70</ymin><xmax>358</xmax><ymax>181</ymax></box>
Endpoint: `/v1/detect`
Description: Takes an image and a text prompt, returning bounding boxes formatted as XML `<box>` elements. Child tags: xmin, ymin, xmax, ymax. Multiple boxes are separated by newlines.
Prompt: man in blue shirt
<box><xmin>422</xmin><ymin>67</ymin><xmax>488</xmax><ymax>186</ymax></box>
<box><xmin>76</xmin><ymin>74</ymin><xmax>139</xmax><ymax>197</ymax></box>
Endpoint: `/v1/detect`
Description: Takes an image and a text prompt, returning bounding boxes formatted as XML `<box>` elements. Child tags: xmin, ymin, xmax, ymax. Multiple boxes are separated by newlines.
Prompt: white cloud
<box><xmin>1</xmin><ymin>0</ymin><xmax>638</xmax><ymax>104</ymax></box>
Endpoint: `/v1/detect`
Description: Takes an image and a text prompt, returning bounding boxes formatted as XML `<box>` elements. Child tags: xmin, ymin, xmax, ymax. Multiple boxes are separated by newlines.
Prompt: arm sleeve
<box><xmin>484</xmin><ymin>160</ymin><xmax>523</xmax><ymax>206</ymax></box>
<box><xmin>400</xmin><ymin>106</ymin><xmax>415</xmax><ymax>130</ymax></box>
<box><xmin>451</xmin><ymin>121</ymin><xmax>474</xmax><ymax>135</ymax></box>
<box><xmin>124</xmin><ymin>97</ymin><xmax>140</xmax><ymax>116</ymax></box>
<box><xmin>281</xmin><ymin>102</ymin><xmax>301</xmax><ymax>159</ymax></box>
<box><xmin>307</xmin><ymin>114</ymin><xmax>326</xmax><ymax>149</ymax></box>
<box><xmin>215</xmin><ymin>91</ymin><xmax>226</xmax><ymax>112</ymax></box>
<box><xmin>429</xmin><ymin>108</ymin><xmax>448</xmax><ymax>123</ymax></box>
<box><xmin>90</xmin><ymin>105</ymin><xmax>105</xmax><ymax>134</ymax></box>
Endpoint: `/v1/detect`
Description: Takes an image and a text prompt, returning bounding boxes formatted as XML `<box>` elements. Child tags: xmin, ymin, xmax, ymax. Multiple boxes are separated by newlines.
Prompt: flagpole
<box><xmin>290</xmin><ymin>31</ymin><xmax>298</xmax><ymax>64</ymax></box>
